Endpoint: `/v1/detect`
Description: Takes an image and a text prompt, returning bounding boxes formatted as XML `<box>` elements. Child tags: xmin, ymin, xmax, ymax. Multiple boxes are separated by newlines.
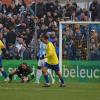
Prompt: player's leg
<box><xmin>35</xmin><ymin>60</ymin><xmax>42</xmax><ymax>84</ymax></box>
<box><xmin>35</xmin><ymin>67</ymin><xmax>42</xmax><ymax>84</ymax></box>
<box><xmin>53</xmin><ymin>65</ymin><xmax>65</xmax><ymax>87</ymax></box>
<box><xmin>0</xmin><ymin>56</ymin><xmax>9</xmax><ymax>81</ymax></box>
<box><xmin>42</xmin><ymin>62</ymin><xmax>50</xmax><ymax>87</ymax></box>
<box><xmin>0</xmin><ymin>67</ymin><xmax>8</xmax><ymax>79</ymax></box>
<box><xmin>56</xmin><ymin>71</ymin><xmax>65</xmax><ymax>87</ymax></box>
<box><xmin>42</xmin><ymin>59</ymin><xmax>55</xmax><ymax>84</ymax></box>
<box><xmin>47</xmin><ymin>69</ymin><xmax>55</xmax><ymax>84</ymax></box>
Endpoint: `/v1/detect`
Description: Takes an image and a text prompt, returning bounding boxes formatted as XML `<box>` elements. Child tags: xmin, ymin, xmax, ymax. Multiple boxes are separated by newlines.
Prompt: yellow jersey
<box><xmin>0</xmin><ymin>40</ymin><xmax>4</xmax><ymax>55</ymax></box>
<box><xmin>45</xmin><ymin>42</ymin><xmax>58</xmax><ymax>65</ymax></box>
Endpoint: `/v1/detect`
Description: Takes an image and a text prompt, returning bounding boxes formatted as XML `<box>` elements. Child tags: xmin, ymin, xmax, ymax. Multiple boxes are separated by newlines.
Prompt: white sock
<box><xmin>47</xmin><ymin>69</ymin><xmax>55</xmax><ymax>83</ymax></box>
<box><xmin>35</xmin><ymin>69</ymin><xmax>42</xmax><ymax>83</ymax></box>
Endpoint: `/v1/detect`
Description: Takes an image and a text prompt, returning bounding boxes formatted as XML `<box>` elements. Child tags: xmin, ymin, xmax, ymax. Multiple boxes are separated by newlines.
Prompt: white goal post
<box><xmin>59</xmin><ymin>21</ymin><xmax>100</xmax><ymax>74</ymax></box>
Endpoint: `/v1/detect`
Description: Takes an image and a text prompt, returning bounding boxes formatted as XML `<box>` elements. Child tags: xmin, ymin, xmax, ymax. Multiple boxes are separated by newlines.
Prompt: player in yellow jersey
<box><xmin>0</xmin><ymin>35</ymin><xmax>9</xmax><ymax>82</ymax></box>
<box><xmin>42</xmin><ymin>35</ymin><xmax>65</xmax><ymax>87</ymax></box>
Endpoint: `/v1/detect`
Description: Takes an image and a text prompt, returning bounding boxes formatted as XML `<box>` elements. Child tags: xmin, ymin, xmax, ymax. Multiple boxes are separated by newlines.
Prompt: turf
<box><xmin>0</xmin><ymin>82</ymin><xmax>100</xmax><ymax>100</ymax></box>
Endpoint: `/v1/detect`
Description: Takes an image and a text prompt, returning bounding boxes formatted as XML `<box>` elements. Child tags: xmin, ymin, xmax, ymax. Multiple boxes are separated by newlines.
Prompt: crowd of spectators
<box><xmin>62</xmin><ymin>23</ymin><xmax>100</xmax><ymax>60</ymax></box>
<box><xmin>0</xmin><ymin>0</ymin><xmax>100</xmax><ymax>60</ymax></box>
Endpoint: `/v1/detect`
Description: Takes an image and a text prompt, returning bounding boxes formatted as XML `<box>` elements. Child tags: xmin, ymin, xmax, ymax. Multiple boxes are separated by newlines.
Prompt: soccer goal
<box><xmin>59</xmin><ymin>21</ymin><xmax>100</xmax><ymax>74</ymax></box>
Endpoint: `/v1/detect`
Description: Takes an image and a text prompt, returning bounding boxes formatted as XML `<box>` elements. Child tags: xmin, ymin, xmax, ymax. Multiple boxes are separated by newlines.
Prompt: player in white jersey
<box><xmin>35</xmin><ymin>38</ymin><xmax>55</xmax><ymax>84</ymax></box>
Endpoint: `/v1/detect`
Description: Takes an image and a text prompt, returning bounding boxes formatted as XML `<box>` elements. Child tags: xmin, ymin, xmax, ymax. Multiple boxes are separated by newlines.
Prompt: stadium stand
<box><xmin>0</xmin><ymin>0</ymin><xmax>100</xmax><ymax>60</ymax></box>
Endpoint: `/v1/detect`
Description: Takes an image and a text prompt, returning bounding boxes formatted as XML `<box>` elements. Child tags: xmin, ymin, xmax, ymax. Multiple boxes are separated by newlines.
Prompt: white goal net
<box><xmin>59</xmin><ymin>21</ymin><xmax>100</xmax><ymax>73</ymax></box>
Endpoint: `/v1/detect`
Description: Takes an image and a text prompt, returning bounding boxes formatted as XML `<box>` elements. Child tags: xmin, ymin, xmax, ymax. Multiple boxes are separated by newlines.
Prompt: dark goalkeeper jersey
<box><xmin>16</xmin><ymin>66</ymin><xmax>32</xmax><ymax>78</ymax></box>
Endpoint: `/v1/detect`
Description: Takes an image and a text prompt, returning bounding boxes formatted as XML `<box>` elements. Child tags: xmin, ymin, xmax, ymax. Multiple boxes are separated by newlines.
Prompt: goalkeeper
<box><xmin>9</xmin><ymin>62</ymin><xmax>34</xmax><ymax>82</ymax></box>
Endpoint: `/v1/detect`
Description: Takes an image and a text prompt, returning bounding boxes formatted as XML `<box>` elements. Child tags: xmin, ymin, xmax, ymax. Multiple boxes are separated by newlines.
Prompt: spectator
<box><xmin>0</xmin><ymin>0</ymin><xmax>99</xmax><ymax>60</ymax></box>
<box><xmin>96</xmin><ymin>0</ymin><xmax>100</xmax><ymax>21</ymax></box>
<box><xmin>6</xmin><ymin>27</ymin><xmax>16</xmax><ymax>48</ymax></box>
<box><xmin>15</xmin><ymin>36</ymin><xmax>26</xmax><ymax>59</ymax></box>
<box><xmin>89</xmin><ymin>0</ymin><xmax>98</xmax><ymax>21</ymax></box>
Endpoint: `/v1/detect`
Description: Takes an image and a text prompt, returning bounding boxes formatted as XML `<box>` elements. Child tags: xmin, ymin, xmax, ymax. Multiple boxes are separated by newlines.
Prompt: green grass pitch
<box><xmin>0</xmin><ymin>82</ymin><xmax>100</xmax><ymax>100</ymax></box>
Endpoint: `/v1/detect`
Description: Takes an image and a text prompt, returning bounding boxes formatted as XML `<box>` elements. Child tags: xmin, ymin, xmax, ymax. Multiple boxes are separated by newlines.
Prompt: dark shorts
<box><xmin>0</xmin><ymin>55</ymin><xmax>2</xmax><ymax>68</ymax></box>
<box><xmin>45</xmin><ymin>62</ymin><xmax>60</xmax><ymax>73</ymax></box>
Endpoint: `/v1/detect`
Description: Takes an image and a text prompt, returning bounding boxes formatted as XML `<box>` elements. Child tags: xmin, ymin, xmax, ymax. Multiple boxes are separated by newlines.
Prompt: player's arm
<box><xmin>26</xmin><ymin>67</ymin><xmax>34</xmax><ymax>81</ymax></box>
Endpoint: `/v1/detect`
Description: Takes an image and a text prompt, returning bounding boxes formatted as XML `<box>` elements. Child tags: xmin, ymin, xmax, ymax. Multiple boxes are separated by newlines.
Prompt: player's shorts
<box><xmin>0</xmin><ymin>55</ymin><xmax>2</xmax><ymax>68</ymax></box>
<box><xmin>38</xmin><ymin>59</ymin><xmax>45</xmax><ymax>67</ymax></box>
<box><xmin>45</xmin><ymin>62</ymin><xmax>60</xmax><ymax>72</ymax></box>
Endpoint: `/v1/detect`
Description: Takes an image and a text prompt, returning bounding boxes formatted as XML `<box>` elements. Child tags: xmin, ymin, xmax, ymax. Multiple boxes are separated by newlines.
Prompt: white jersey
<box><xmin>38</xmin><ymin>41</ymin><xmax>46</xmax><ymax>58</ymax></box>
<box><xmin>38</xmin><ymin>41</ymin><xmax>46</xmax><ymax>67</ymax></box>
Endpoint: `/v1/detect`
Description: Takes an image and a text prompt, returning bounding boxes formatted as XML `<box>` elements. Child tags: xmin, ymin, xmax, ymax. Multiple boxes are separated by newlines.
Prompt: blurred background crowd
<box><xmin>0</xmin><ymin>0</ymin><xmax>100</xmax><ymax>60</ymax></box>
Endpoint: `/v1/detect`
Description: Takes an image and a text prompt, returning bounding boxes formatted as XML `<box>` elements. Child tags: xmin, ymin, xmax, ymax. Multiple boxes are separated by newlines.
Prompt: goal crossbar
<box><xmin>59</xmin><ymin>21</ymin><xmax>100</xmax><ymax>24</ymax></box>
